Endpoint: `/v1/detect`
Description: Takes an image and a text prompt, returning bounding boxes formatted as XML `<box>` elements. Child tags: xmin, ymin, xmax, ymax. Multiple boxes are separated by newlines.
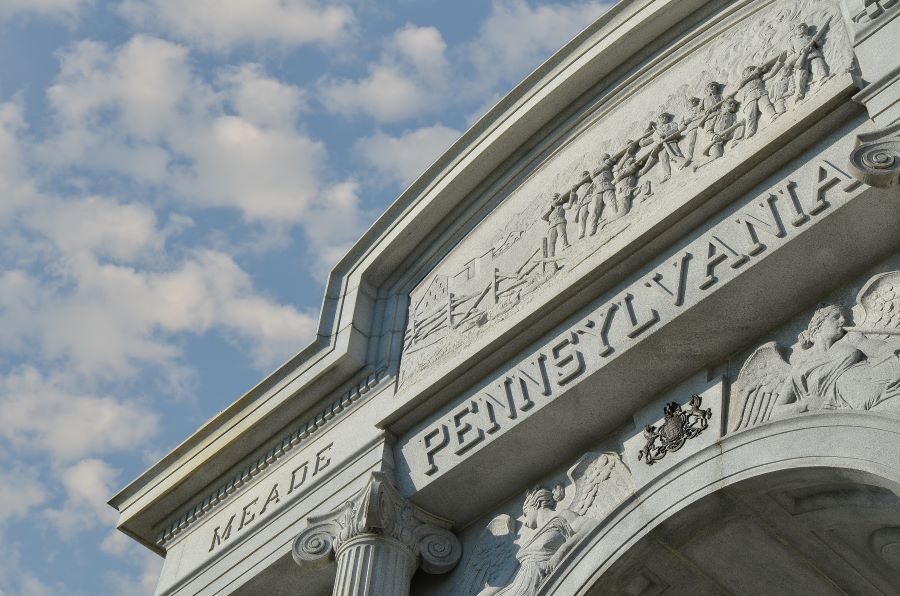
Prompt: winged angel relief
<box><xmin>730</xmin><ymin>271</ymin><xmax>900</xmax><ymax>431</ymax></box>
<box><xmin>452</xmin><ymin>452</ymin><xmax>633</xmax><ymax>596</ymax></box>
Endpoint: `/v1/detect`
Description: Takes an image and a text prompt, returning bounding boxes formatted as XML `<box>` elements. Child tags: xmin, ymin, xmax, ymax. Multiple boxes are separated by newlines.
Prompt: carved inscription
<box><xmin>411</xmin><ymin>158</ymin><xmax>862</xmax><ymax>478</ymax></box>
<box><xmin>400</xmin><ymin>0</ymin><xmax>853</xmax><ymax>384</ymax></box>
<box><xmin>207</xmin><ymin>442</ymin><xmax>333</xmax><ymax>553</ymax></box>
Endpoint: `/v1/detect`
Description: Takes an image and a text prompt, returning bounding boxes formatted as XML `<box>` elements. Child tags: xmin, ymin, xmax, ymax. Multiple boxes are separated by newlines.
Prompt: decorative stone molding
<box><xmin>730</xmin><ymin>269</ymin><xmax>900</xmax><ymax>431</ymax></box>
<box><xmin>852</xmin><ymin>0</ymin><xmax>899</xmax><ymax>24</ymax></box>
<box><xmin>293</xmin><ymin>472</ymin><xmax>461</xmax><ymax>596</ymax></box>
<box><xmin>399</xmin><ymin>0</ymin><xmax>854</xmax><ymax>384</ymax></box>
<box><xmin>848</xmin><ymin>122</ymin><xmax>900</xmax><ymax>187</ymax></box>
<box><xmin>157</xmin><ymin>368</ymin><xmax>387</xmax><ymax>546</ymax></box>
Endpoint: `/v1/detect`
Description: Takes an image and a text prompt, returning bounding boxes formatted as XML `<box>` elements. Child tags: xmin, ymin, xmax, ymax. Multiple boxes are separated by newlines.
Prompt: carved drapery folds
<box><xmin>293</xmin><ymin>471</ymin><xmax>461</xmax><ymax>596</ymax></box>
<box><xmin>451</xmin><ymin>452</ymin><xmax>633</xmax><ymax>596</ymax></box>
<box><xmin>848</xmin><ymin>122</ymin><xmax>900</xmax><ymax>188</ymax></box>
<box><xmin>730</xmin><ymin>269</ymin><xmax>900</xmax><ymax>432</ymax></box>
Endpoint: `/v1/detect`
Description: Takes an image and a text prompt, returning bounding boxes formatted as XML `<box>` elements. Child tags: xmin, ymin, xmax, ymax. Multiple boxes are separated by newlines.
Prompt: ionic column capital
<box><xmin>292</xmin><ymin>471</ymin><xmax>461</xmax><ymax>594</ymax></box>
<box><xmin>848</xmin><ymin>120</ymin><xmax>900</xmax><ymax>187</ymax></box>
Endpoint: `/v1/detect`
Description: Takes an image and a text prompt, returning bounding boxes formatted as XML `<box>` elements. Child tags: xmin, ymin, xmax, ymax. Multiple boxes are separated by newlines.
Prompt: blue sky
<box><xmin>0</xmin><ymin>1</ymin><xmax>611</xmax><ymax>593</ymax></box>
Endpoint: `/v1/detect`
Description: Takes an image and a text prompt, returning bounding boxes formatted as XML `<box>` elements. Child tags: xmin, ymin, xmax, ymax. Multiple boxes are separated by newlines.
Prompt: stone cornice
<box><xmin>155</xmin><ymin>368</ymin><xmax>388</xmax><ymax>548</ymax></box>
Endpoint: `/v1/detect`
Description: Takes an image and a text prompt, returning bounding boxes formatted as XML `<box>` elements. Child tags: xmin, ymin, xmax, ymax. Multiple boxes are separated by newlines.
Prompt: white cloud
<box><xmin>318</xmin><ymin>25</ymin><xmax>449</xmax><ymax>123</ymax></box>
<box><xmin>0</xmin><ymin>465</ymin><xmax>48</xmax><ymax>526</ymax></box>
<box><xmin>390</xmin><ymin>25</ymin><xmax>449</xmax><ymax>80</ymax></box>
<box><xmin>355</xmin><ymin>124</ymin><xmax>461</xmax><ymax>186</ymax></box>
<box><xmin>23</xmin><ymin>196</ymin><xmax>162</xmax><ymax>262</ymax></box>
<box><xmin>0</xmin><ymin>368</ymin><xmax>158</xmax><ymax>462</ymax></box>
<box><xmin>41</xmin><ymin>36</ymin><xmax>338</xmax><ymax>227</ymax></box>
<box><xmin>103</xmin><ymin>548</ymin><xmax>163</xmax><ymax>595</ymax></box>
<box><xmin>43</xmin><ymin>458</ymin><xmax>119</xmax><ymax>538</ymax></box>
<box><xmin>118</xmin><ymin>0</ymin><xmax>353</xmax><ymax>51</ymax></box>
<box><xmin>219</xmin><ymin>63</ymin><xmax>307</xmax><ymax>129</ymax></box>
<box><xmin>0</xmin><ymin>0</ymin><xmax>90</xmax><ymax>22</ymax></box>
<box><xmin>465</xmin><ymin>0</ymin><xmax>611</xmax><ymax>94</ymax></box>
<box><xmin>0</xmin><ymin>250</ymin><xmax>318</xmax><ymax>377</ymax></box>
<box><xmin>302</xmin><ymin>182</ymin><xmax>367</xmax><ymax>281</ymax></box>
<box><xmin>319</xmin><ymin>65</ymin><xmax>434</xmax><ymax>123</ymax></box>
<box><xmin>0</xmin><ymin>102</ymin><xmax>37</xmax><ymax>218</ymax></box>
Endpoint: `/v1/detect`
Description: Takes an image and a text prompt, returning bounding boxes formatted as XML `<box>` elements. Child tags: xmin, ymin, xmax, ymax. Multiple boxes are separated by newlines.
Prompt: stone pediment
<box><xmin>399</xmin><ymin>0</ymin><xmax>855</xmax><ymax>388</ymax></box>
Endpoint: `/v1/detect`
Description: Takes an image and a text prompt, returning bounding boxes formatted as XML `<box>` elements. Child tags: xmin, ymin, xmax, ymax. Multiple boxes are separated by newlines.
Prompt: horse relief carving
<box><xmin>452</xmin><ymin>452</ymin><xmax>633</xmax><ymax>596</ymax></box>
<box><xmin>730</xmin><ymin>271</ymin><xmax>900</xmax><ymax>431</ymax></box>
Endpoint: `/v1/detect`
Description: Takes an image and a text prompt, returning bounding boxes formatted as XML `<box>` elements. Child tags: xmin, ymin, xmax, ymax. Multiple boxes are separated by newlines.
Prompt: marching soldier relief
<box><xmin>111</xmin><ymin>1</ymin><xmax>900</xmax><ymax>595</ymax></box>
<box><xmin>399</xmin><ymin>0</ymin><xmax>850</xmax><ymax>386</ymax></box>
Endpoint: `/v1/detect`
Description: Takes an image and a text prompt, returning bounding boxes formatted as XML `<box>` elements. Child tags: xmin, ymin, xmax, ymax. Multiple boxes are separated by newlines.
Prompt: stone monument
<box><xmin>109</xmin><ymin>1</ymin><xmax>900</xmax><ymax>594</ymax></box>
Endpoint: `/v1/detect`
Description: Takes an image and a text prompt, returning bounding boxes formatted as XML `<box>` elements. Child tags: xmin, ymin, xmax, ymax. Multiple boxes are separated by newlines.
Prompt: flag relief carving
<box><xmin>399</xmin><ymin>0</ymin><xmax>853</xmax><ymax>384</ymax></box>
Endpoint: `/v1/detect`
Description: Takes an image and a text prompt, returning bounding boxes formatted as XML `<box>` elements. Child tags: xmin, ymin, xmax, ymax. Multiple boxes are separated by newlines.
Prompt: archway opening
<box><xmin>589</xmin><ymin>467</ymin><xmax>900</xmax><ymax>595</ymax></box>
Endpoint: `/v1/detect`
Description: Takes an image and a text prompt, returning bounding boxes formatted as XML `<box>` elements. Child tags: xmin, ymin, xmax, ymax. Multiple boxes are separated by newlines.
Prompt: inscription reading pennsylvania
<box><xmin>404</xmin><ymin>156</ymin><xmax>862</xmax><ymax>481</ymax></box>
<box><xmin>399</xmin><ymin>0</ymin><xmax>852</xmax><ymax>384</ymax></box>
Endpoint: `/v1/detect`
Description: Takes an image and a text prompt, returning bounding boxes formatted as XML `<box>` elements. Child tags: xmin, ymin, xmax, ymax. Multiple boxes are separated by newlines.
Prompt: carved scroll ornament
<box><xmin>292</xmin><ymin>471</ymin><xmax>461</xmax><ymax>575</ymax></box>
<box><xmin>848</xmin><ymin>121</ymin><xmax>900</xmax><ymax>188</ymax></box>
<box><xmin>730</xmin><ymin>270</ymin><xmax>900</xmax><ymax>431</ymax></box>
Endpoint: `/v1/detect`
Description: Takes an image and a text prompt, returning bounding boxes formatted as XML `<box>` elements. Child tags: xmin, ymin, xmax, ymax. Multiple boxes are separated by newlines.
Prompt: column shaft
<box><xmin>332</xmin><ymin>535</ymin><xmax>416</xmax><ymax>596</ymax></box>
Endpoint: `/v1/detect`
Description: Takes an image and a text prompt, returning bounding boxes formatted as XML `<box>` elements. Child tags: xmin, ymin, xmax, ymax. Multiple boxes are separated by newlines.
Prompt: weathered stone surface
<box><xmin>108</xmin><ymin>1</ymin><xmax>900</xmax><ymax>594</ymax></box>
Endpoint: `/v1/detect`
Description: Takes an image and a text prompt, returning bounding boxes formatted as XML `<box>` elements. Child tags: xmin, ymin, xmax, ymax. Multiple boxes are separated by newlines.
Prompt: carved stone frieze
<box><xmin>450</xmin><ymin>452</ymin><xmax>633</xmax><ymax>596</ymax></box>
<box><xmin>851</xmin><ymin>0</ymin><xmax>899</xmax><ymax>24</ymax></box>
<box><xmin>400</xmin><ymin>0</ymin><xmax>854</xmax><ymax>384</ymax></box>
<box><xmin>638</xmin><ymin>395</ymin><xmax>712</xmax><ymax>465</ymax></box>
<box><xmin>730</xmin><ymin>270</ymin><xmax>900</xmax><ymax>431</ymax></box>
<box><xmin>292</xmin><ymin>471</ymin><xmax>461</xmax><ymax>576</ymax></box>
<box><xmin>848</xmin><ymin>121</ymin><xmax>900</xmax><ymax>188</ymax></box>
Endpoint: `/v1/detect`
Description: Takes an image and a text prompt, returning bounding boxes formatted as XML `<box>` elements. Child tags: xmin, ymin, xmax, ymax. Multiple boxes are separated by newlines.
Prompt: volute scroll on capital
<box><xmin>848</xmin><ymin>121</ymin><xmax>900</xmax><ymax>188</ymax></box>
<box><xmin>291</xmin><ymin>471</ymin><xmax>462</xmax><ymax>575</ymax></box>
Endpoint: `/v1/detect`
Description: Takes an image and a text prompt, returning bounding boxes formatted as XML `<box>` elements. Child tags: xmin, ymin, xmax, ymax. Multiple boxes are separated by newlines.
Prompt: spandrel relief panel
<box><xmin>728</xmin><ymin>260</ymin><xmax>900</xmax><ymax>433</ymax></box>
<box><xmin>400</xmin><ymin>0</ymin><xmax>855</xmax><ymax>385</ymax></box>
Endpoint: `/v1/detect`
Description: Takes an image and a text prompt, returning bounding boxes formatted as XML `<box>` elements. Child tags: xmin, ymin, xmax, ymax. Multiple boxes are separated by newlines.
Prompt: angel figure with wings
<box><xmin>730</xmin><ymin>271</ymin><xmax>900</xmax><ymax>431</ymax></box>
<box><xmin>452</xmin><ymin>452</ymin><xmax>633</xmax><ymax>596</ymax></box>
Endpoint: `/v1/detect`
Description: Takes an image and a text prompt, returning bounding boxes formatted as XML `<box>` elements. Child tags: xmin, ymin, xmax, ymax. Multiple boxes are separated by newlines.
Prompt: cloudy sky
<box><xmin>0</xmin><ymin>0</ymin><xmax>611</xmax><ymax>593</ymax></box>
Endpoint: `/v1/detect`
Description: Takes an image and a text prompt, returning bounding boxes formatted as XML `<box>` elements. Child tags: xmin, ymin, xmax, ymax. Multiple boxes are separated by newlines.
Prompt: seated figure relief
<box><xmin>452</xmin><ymin>452</ymin><xmax>633</xmax><ymax>596</ymax></box>
<box><xmin>730</xmin><ymin>271</ymin><xmax>900</xmax><ymax>431</ymax></box>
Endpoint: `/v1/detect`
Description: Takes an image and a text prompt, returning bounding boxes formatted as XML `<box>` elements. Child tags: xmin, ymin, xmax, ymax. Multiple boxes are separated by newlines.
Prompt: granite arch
<box><xmin>542</xmin><ymin>412</ymin><xmax>900</xmax><ymax>595</ymax></box>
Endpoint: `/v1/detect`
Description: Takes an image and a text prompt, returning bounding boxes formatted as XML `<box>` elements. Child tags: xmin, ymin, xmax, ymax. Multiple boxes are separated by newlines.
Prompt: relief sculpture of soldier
<box><xmin>615</xmin><ymin>139</ymin><xmax>649</xmax><ymax>213</ymax></box>
<box><xmin>569</xmin><ymin>170</ymin><xmax>594</xmax><ymax>239</ymax></box>
<box><xmin>731</xmin><ymin>271</ymin><xmax>900</xmax><ymax>432</ymax></box>
<box><xmin>790</xmin><ymin>21</ymin><xmax>830</xmax><ymax>100</ymax></box>
<box><xmin>702</xmin><ymin>97</ymin><xmax>743</xmax><ymax>163</ymax></box>
<box><xmin>681</xmin><ymin>96</ymin><xmax>704</xmax><ymax>166</ymax></box>
<box><xmin>639</xmin><ymin>111</ymin><xmax>687</xmax><ymax>183</ymax></box>
<box><xmin>590</xmin><ymin>153</ymin><xmax>624</xmax><ymax>232</ymax></box>
<box><xmin>736</xmin><ymin>58</ymin><xmax>784</xmax><ymax>138</ymax></box>
<box><xmin>542</xmin><ymin>192</ymin><xmax>571</xmax><ymax>258</ymax></box>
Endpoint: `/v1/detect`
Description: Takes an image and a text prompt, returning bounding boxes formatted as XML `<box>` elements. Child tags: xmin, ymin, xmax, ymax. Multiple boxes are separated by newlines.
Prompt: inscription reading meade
<box><xmin>207</xmin><ymin>442</ymin><xmax>333</xmax><ymax>553</ymax></box>
<box><xmin>416</xmin><ymin>160</ymin><xmax>861</xmax><ymax>476</ymax></box>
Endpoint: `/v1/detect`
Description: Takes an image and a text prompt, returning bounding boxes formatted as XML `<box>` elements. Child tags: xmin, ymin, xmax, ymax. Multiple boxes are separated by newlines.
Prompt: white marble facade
<box><xmin>109</xmin><ymin>1</ymin><xmax>900</xmax><ymax>594</ymax></box>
